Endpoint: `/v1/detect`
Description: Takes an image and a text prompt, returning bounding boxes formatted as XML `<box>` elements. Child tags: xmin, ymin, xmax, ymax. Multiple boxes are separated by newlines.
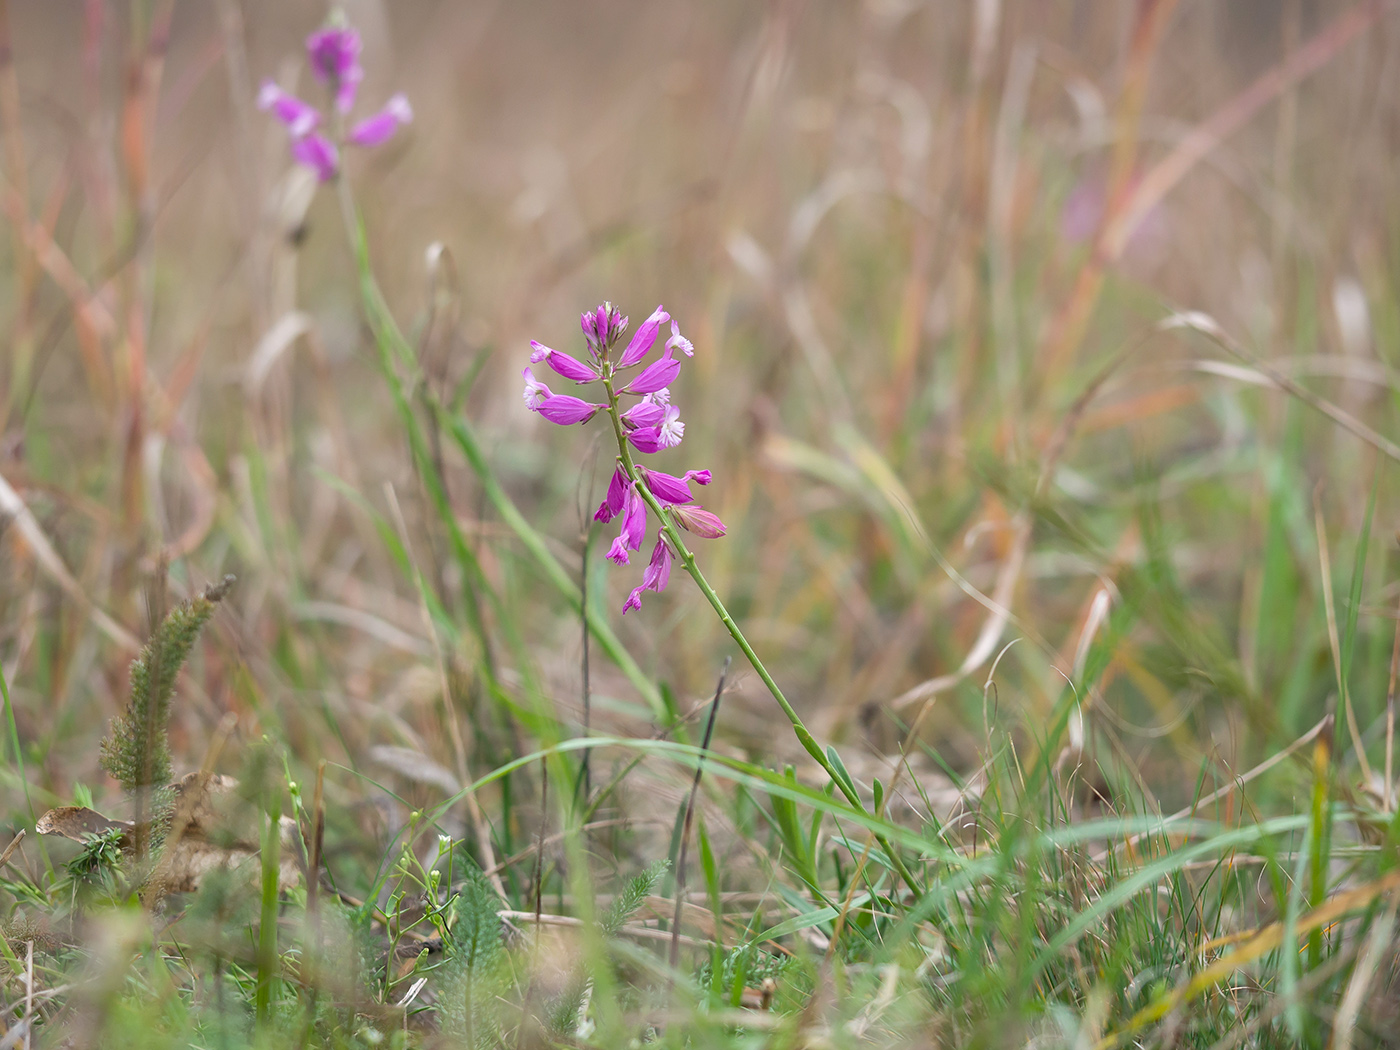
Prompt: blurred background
<box><xmin>3</xmin><ymin>0</ymin><xmax>1399</xmax><ymax>853</ymax></box>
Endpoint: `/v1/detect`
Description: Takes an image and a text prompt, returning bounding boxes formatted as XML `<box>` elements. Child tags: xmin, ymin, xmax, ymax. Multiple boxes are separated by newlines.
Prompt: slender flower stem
<box><xmin>599</xmin><ymin>376</ymin><xmax>924</xmax><ymax>897</ymax></box>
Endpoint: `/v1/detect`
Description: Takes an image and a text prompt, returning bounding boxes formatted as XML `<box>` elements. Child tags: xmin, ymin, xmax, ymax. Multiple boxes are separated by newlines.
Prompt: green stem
<box><xmin>599</xmin><ymin>378</ymin><xmax>924</xmax><ymax>897</ymax></box>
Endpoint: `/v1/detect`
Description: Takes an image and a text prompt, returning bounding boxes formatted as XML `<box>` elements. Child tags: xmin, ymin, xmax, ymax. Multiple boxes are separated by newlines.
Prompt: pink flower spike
<box><xmin>639</xmin><ymin>468</ymin><xmax>693</xmax><ymax>505</ymax></box>
<box><xmin>620</xmin><ymin>401</ymin><xmax>665</xmax><ymax>430</ymax></box>
<box><xmin>530</xmin><ymin>341</ymin><xmax>600</xmax><ymax>383</ymax></box>
<box><xmin>665</xmin><ymin>319</ymin><xmax>694</xmax><ymax>357</ymax></box>
<box><xmin>656</xmin><ymin>405</ymin><xmax>684</xmax><ymax>448</ymax></box>
<box><xmin>348</xmin><ymin>94</ymin><xmax>413</xmax><ymax>147</ymax></box>
<box><xmin>594</xmin><ymin>466</ymin><xmax>628</xmax><ymax>523</ymax></box>
<box><xmin>671</xmin><ymin>504</ymin><xmax>726</xmax><ymax>539</ymax></box>
<box><xmin>627</xmin><ymin>427</ymin><xmax>663</xmax><ymax>454</ymax></box>
<box><xmin>619</xmin><ymin>305</ymin><xmax>670</xmax><ymax>367</ymax></box>
<box><xmin>684</xmin><ymin>469</ymin><xmax>712</xmax><ymax>486</ymax></box>
<box><xmin>537</xmin><ymin>394</ymin><xmax>605</xmax><ymax>426</ymax></box>
<box><xmin>291</xmin><ymin>133</ymin><xmax>340</xmax><ymax>182</ymax></box>
<box><xmin>257</xmin><ymin>81</ymin><xmax>320</xmax><ymax>137</ymax></box>
<box><xmin>522</xmin><ymin>367</ymin><xmax>552</xmax><ymax>410</ymax></box>
<box><xmin>625</xmin><ymin>353</ymin><xmax>681</xmax><ymax>395</ymax></box>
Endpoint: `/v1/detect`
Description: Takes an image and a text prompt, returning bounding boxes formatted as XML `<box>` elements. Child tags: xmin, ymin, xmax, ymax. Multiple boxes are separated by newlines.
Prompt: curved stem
<box><xmin>600</xmin><ymin>379</ymin><xmax>924</xmax><ymax>897</ymax></box>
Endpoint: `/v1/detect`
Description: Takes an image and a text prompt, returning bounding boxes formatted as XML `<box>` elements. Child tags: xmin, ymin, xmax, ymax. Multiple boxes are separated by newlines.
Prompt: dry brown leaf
<box><xmin>34</xmin><ymin>807</ymin><xmax>134</xmax><ymax>845</ymax></box>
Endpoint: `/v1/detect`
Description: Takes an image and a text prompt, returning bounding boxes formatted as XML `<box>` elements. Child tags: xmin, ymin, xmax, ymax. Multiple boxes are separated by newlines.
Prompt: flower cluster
<box><xmin>258</xmin><ymin>21</ymin><xmax>413</xmax><ymax>182</ymax></box>
<box><xmin>524</xmin><ymin>303</ymin><xmax>725</xmax><ymax>613</ymax></box>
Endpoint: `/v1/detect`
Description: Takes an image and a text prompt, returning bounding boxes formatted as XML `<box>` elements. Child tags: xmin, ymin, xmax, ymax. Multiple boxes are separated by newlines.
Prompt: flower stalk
<box><xmin>540</xmin><ymin>307</ymin><xmax>924</xmax><ymax>896</ymax></box>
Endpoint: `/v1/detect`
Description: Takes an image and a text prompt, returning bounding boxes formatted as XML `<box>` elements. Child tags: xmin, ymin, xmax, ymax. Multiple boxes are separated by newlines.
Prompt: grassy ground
<box><xmin>4</xmin><ymin>1</ymin><xmax>1400</xmax><ymax>1046</ymax></box>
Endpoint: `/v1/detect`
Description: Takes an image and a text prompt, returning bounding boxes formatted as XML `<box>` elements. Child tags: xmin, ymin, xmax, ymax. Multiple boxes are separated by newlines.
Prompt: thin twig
<box><xmin>1387</xmin><ymin>576</ymin><xmax>1399</xmax><ymax>812</ymax></box>
<box><xmin>533</xmin><ymin>758</ymin><xmax>547</xmax><ymax>929</ymax></box>
<box><xmin>308</xmin><ymin>760</ymin><xmax>326</xmax><ymax>916</ymax></box>
<box><xmin>382</xmin><ymin>481</ymin><xmax>505</xmax><ymax>898</ymax></box>
<box><xmin>1164</xmin><ymin>311</ymin><xmax>1400</xmax><ymax>464</ymax></box>
<box><xmin>1313</xmin><ymin>487</ymin><xmax>1374</xmax><ymax>785</ymax></box>
<box><xmin>669</xmin><ymin>658</ymin><xmax>729</xmax><ymax>973</ymax></box>
<box><xmin>0</xmin><ymin>829</ymin><xmax>24</xmax><ymax>870</ymax></box>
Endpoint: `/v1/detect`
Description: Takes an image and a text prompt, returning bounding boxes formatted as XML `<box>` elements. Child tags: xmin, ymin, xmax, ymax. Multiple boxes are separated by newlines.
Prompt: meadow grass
<box><xmin>3</xmin><ymin>1</ymin><xmax>1400</xmax><ymax>1046</ymax></box>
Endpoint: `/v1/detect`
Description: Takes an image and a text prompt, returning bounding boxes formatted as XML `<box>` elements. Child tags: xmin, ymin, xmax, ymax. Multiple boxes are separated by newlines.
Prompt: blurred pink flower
<box><xmin>348</xmin><ymin>95</ymin><xmax>414</xmax><ymax>147</ymax></box>
<box><xmin>259</xmin><ymin>19</ymin><xmax>410</xmax><ymax>182</ymax></box>
<box><xmin>1059</xmin><ymin>168</ymin><xmax>1168</xmax><ymax>263</ymax></box>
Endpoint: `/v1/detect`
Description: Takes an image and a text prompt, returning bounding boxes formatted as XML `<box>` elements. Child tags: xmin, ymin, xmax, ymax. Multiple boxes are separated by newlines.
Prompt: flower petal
<box><xmin>594</xmin><ymin>466</ymin><xmax>628</xmax><ymax>523</ymax></box>
<box><xmin>625</xmin><ymin>353</ymin><xmax>681</xmax><ymax>394</ymax></box>
<box><xmin>618</xmin><ymin>305</ymin><xmax>669</xmax><ymax>367</ymax></box>
<box><xmin>290</xmin><ymin>133</ymin><xmax>340</xmax><ymax>182</ymax></box>
<box><xmin>620</xmin><ymin>401</ymin><xmax>665</xmax><ymax>429</ymax></box>
<box><xmin>627</xmin><ymin>427</ymin><xmax>663</xmax><ymax>454</ymax></box>
<box><xmin>536</xmin><ymin>394</ymin><xmax>605</xmax><ymax>425</ymax></box>
<box><xmin>257</xmin><ymin>81</ymin><xmax>321</xmax><ymax>137</ymax></box>
<box><xmin>665</xmin><ymin>318</ymin><xmax>694</xmax><ymax>357</ymax></box>
<box><xmin>522</xmin><ymin>367</ymin><xmax>552</xmax><ymax>409</ymax></box>
<box><xmin>642</xmin><ymin>534</ymin><xmax>672</xmax><ymax>592</ymax></box>
<box><xmin>639</xmin><ymin>468</ymin><xmax>693</xmax><ymax>505</ymax></box>
<box><xmin>348</xmin><ymin>94</ymin><xmax>414</xmax><ymax>147</ymax></box>
<box><xmin>530</xmin><ymin>341</ymin><xmax>599</xmax><ymax>383</ymax></box>
<box><xmin>622</xmin><ymin>534</ymin><xmax>673</xmax><ymax>615</ymax></box>
<box><xmin>656</xmin><ymin>405</ymin><xmax>684</xmax><ymax>448</ymax></box>
<box><xmin>618</xmin><ymin>485</ymin><xmax>647</xmax><ymax>551</ymax></box>
<box><xmin>670</xmin><ymin>504</ymin><xmax>726</xmax><ymax>539</ymax></box>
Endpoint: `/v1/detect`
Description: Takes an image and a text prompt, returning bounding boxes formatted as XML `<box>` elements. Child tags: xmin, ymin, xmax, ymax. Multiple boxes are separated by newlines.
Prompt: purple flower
<box><xmin>606</xmin><ymin>483</ymin><xmax>647</xmax><ymax>564</ymax></box>
<box><xmin>670</xmin><ymin>504</ymin><xmax>726</xmax><ymax>538</ymax></box>
<box><xmin>625</xmin><ymin>353</ymin><xmax>681</xmax><ymax>395</ymax></box>
<box><xmin>530</xmin><ymin>340</ymin><xmax>600</xmax><ymax>384</ymax></box>
<box><xmin>627</xmin><ymin>427</ymin><xmax>664</xmax><ymax>455</ymax></box>
<box><xmin>527</xmin><ymin>301</ymin><xmax>724</xmax><ymax>615</ymax></box>
<box><xmin>582</xmin><ymin>302</ymin><xmax>627</xmax><ymax>357</ymax></box>
<box><xmin>348</xmin><ymin>94</ymin><xmax>413</xmax><ymax>147</ymax></box>
<box><xmin>257</xmin><ymin>81</ymin><xmax>320</xmax><ymax>136</ymax></box>
<box><xmin>665</xmin><ymin>319</ymin><xmax>694</xmax><ymax>358</ymax></box>
<box><xmin>594</xmin><ymin>466</ymin><xmax>628</xmax><ymax>523</ymax></box>
<box><xmin>291</xmin><ymin>133</ymin><xmax>340</xmax><ymax>182</ymax></box>
<box><xmin>620</xmin><ymin>401</ymin><xmax>665</xmax><ymax>429</ymax></box>
<box><xmin>522</xmin><ymin>367</ymin><xmax>551</xmax><ymax>410</ymax></box>
<box><xmin>524</xmin><ymin>366</ymin><xmax>604</xmax><ymax>424</ymax></box>
<box><xmin>640</xmin><ymin>467</ymin><xmax>697</xmax><ymax>505</ymax></box>
<box><xmin>623</xmin><ymin>533</ymin><xmax>673</xmax><ymax>614</ymax></box>
<box><xmin>306</xmin><ymin>25</ymin><xmax>364</xmax><ymax>113</ymax></box>
<box><xmin>656</xmin><ymin>404</ymin><xmax>684</xmax><ymax>448</ymax></box>
<box><xmin>619</xmin><ymin>305</ymin><xmax>669</xmax><ymax>367</ymax></box>
<box><xmin>537</xmin><ymin>395</ymin><xmax>605</xmax><ymax>426</ymax></box>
